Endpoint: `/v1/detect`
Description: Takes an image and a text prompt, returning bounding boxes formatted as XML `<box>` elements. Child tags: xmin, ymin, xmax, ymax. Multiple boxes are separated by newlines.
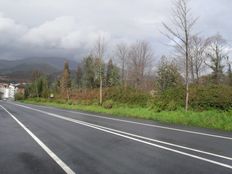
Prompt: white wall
<box><xmin>0</xmin><ymin>84</ymin><xmax>18</xmax><ymax>100</ymax></box>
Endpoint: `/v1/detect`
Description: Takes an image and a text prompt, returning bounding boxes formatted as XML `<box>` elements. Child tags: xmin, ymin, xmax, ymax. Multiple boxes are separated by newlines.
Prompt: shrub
<box><xmin>189</xmin><ymin>85</ymin><xmax>232</xmax><ymax>110</ymax></box>
<box><xmin>56</xmin><ymin>99</ymin><xmax>66</xmax><ymax>104</ymax></box>
<box><xmin>102</xmin><ymin>100</ymin><xmax>114</xmax><ymax>109</ymax></box>
<box><xmin>106</xmin><ymin>87</ymin><xmax>150</xmax><ymax>107</ymax></box>
<box><xmin>67</xmin><ymin>100</ymin><xmax>73</xmax><ymax>105</ymax></box>
<box><xmin>152</xmin><ymin>84</ymin><xmax>232</xmax><ymax>111</ymax></box>
<box><xmin>15</xmin><ymin>93</ymin><xmax>25</xmax><ymax>101</ymax></box>
<box><xmin>166</xmin><ymin>100</ymin><xmax>178</xmax><ymax>111</ymax></box>
<box><xmin>151</xmin><ymin>86</ymin><xmax>184</xmax><ymax>111</ymax></box>
<box><xmin>151</xmin><ymin>101</ymin><xmax>166</xmax><ymax>112</ymax></box>
<box><xmin>81</xmin><ymin>100</ymin><xmax>94</xmax><ymax>105</ymax></box>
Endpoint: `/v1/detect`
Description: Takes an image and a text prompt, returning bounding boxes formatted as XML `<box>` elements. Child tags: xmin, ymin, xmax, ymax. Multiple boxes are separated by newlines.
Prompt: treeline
<box><xmin>21</xmin><ymin>0</ymin><xmax>232</xmax><ymax>112</ymax></box>
<box><xmin>76</xmin><ymin>56</ymin><xmax>120</xmax><ymax>89</ymax></box>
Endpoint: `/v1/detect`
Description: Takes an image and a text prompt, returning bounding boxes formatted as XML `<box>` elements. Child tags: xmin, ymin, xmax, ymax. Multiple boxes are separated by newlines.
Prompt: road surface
<box><xmin>0</xmin><ymin>101</ymin><xmax>232</xmax><ymax>174</ymax></box>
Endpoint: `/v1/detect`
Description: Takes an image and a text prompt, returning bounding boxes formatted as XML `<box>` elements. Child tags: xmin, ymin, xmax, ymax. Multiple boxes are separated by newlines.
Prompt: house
<box><xmin>0</xmin><ymin>83</ymin><xmax>25</xmax><ymax>100</ymax></box>
<box><xmin>0</xmin><ymin>83</ymin><xmax>9</xmax><ymax>99</ymax></box>
<box><xmin>9</xmin><ymin>84</ymin><xmax>18</xmax><ymax>99</ymax></box>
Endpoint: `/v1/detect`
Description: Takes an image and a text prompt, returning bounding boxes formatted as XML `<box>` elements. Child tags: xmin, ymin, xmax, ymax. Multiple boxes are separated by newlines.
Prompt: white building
<box><xmin>0</xmin><ymin>83</ymin><xmax>19</xmax><ymax>100</ymax></box>
<box><xmin>9</xmin><ymin>84</ymin><xmax>18</xmax><ymax>99</ymax></box>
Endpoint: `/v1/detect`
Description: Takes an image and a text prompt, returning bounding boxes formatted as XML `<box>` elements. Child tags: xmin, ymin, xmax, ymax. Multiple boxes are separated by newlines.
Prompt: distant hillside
<box><xmin>0</xmin><ymin>57</ymin><xmax>78</xmax><ymax>82</ymax></box>
<box><xmin>0</xmin><ymin>57</ymin><xmax>78</xmax><ymax>70</ymax></box>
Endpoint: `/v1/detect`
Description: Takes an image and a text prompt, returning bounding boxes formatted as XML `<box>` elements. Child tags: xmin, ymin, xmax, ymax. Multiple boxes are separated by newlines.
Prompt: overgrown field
<box><xmin>22</xmin><ymin>97</ymin><xmax>232</xmax><ymax>132</ymax></box>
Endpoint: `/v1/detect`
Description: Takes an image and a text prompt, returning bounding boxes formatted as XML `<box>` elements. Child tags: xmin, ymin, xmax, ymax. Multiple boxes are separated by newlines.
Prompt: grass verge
<box><xmin>21</xmin><ymin>98</ymin><xmax>232</xmax><ymax>132</ymax></box>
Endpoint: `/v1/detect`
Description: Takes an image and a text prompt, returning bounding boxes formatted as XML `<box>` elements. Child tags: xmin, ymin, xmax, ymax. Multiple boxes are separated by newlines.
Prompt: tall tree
<box><xmin>226</xmin><ymin>56</ymin><xmax>232</xmax><ymax>86</ymax></box>
<box><xmin>60</xmin><ymin>61</ymin><xmax>71</xmax><ymax>100</ymax></box>
<box><xmin>115</xmin><ymin>43</ymin><xmax>128</xmax><ymax>87</ymax></box>
<box><xmin>30</xmin><ymin>72</ymin><xmax>49</xmax><ymax>98</ymax></box>
<box><xmin>93</xmin><ymin>37</ymin><xmax>105</xmax><ymax>105</ymax></box>
<box><xmin>82</xmin><ymin>55</ymin><xmax>95</xmax><ymax>88</ymax></box>
<box><xmin>106</xmin><ymin>59</ymin><xmax>120</xmax><ymax>87</ymax></box>
<box><xmin>189</xmin><ymin>35</ymin><xmax>208</xmax><ymax>83</ymax></box>
<box><xmin>163</xmin><ymin>0</ymin><xmax>197</xmax><ymax>111</ymax></box>
<box><xmin>31</xmin><ymin>70</ymin><xmax>43</xmax><ymax>97</ymax></box>
<box><xmin>41</xmin><ymin>76</ymin><xmax>49</xmax><ymax>98</ymax></box>
<box><xmin>128</xmin><ymin>41</ymin><xmax>153</xmax><ymax>89</ymax></box>
<box><xmin>205</xmin><ymin>34</ymin><xmax>227</xmax><ymax>84</ymax></box>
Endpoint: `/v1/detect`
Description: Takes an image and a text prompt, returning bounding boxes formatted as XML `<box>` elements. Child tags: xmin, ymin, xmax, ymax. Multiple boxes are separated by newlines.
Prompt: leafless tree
<box><xmin>127</xmin><ymin>41</ymin><xmax>153</xmax><ymax>89</ymax></box>
<box><xmin>114</xmin><ymin>43</ymin><xmax>128</xmax><ymax>87</ymax></box>
<box><xmin>189</xmin><ymin>35</ymin><xmax>208</xmax><ymax>83</ymax></box>
<box><xmin>93</xmin><ymin>37</ymin><xmax>105</xmax><ymax>105</ymax></box>
<box><xmin>163</xmin><ymin>0</ymin><xmax>197</xmax><ymax>111</ymax></box>
<box><xmin>226</xmin><ymin>56</ymin><xmax>232</xmax><ymax>86</ymax></box>
<box><xmin>205</xmin><ymin>34</ymin><xmax>228</xmax><ymax>84</ymax></box>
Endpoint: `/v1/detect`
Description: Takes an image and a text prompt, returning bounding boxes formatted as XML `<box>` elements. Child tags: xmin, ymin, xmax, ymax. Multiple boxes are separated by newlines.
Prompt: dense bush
<box><xmin>151</xmin><ymin>86</ymin><xmax>185</xmax><ymax>111</ymax></box>
<box><xmin>15</xmin><ymin>93</ymin><xmax>25</xmax><ymax>101</ymax></box>
<box><xmin>102</xmin><ymin>100</ymin><xmax>114</xmax><ymax>109</ymax></box>
<box><xmin>151</xmin><ymin>85</ymin><xmax>232</xmax><ymax>111</ymax></box>
<box><xmin>25</xmin><ymin>84</ymin><xmax>232</xmax><ymax>111</ymax></box>
<box><xmin>190</xmin><ymin>85</ymin><xmax>232</xmax><ymax>110</ymax></box>
<box><xmin>105</xmin><ymin>87</ymin><xmax>150</xmax><ymax>107</ymax></box>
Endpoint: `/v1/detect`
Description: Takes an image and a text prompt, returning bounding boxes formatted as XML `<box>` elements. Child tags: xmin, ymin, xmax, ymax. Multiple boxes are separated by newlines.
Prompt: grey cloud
<box><xmin>0</xmin><ymin>0</ymin><xmax>230</xmax><ymax>61</ymax></box>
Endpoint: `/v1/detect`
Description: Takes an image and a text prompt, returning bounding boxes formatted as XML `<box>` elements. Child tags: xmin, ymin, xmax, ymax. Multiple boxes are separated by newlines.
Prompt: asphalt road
<box><xmin>0</xmin><ymin>101</ymin><xmax>232</xmax><ymax>174</ymax></box>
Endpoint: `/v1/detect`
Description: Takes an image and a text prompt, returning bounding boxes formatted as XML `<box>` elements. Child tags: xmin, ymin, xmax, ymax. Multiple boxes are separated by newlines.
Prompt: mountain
<box><xmin>0</xmin><ymin>57</ymin><xmax>78</xmax><ymax>71</ymax></box>
<box><xmin>0</xmin><ymin>57</ymin><xmax>78</xmax><ymax>82</ymax></box>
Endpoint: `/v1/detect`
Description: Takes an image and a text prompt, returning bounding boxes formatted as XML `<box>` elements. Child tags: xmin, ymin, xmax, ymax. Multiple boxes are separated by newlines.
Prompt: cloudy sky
<box><xmin>0</xmin><ymin>0</ymin><xmax>231</xmax><ymax>61</ymax></box>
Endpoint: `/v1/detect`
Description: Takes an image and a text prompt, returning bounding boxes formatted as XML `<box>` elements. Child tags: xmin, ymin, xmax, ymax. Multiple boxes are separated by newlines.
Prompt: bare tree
<box><xmin>114</xmin><ymin>43</ymin><xmax>128</xmax><ymax>87</ymax></box>
<box><xmin>163</xmin><ymin>0</ymin><xmax>197</xmax><ymax>111</ymax></box>
<box><xmin>226</xmin><ymin>56</ymin><xmax>232</xmax><ymax>86</ymax></box>
<box><xmin>93</xmin><ymin>37</ymin><xmax>105</xmax><ymax>105</ymax></box>
<box><xmin>189</xmin><ymin>35</ymin><xmax>208</xmax><ymax>83</ymax></box>
<box><xmin>205</xmin><ymin>34</ymin><xmax>228</xmax><ymax>84</ymax></box>
<box><xmin>128</xmin><ymin>41</ymin><xmax>153</xmax><ymax>89</ymax></box>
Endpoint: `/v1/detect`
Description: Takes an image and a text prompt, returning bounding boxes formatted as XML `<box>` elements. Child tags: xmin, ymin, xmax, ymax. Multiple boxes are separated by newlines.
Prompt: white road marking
<box><xmin>11</xmin><ymin>103</ymin><xmax>232</xmax><ymax>170</ymax></box>
<box><xmin>0</xmin><ymin>105</ymin><xmax>75</xmax><ymax>174</ymax></box>
<box><xmin>74</xmin><ymin>122</ymin><xmax>232</xmax><ymax>161</ymax></box>
<box><xmin>15</xmin><ymin>102</ymin><xmax>232</xmax><ymax>141</ymax></box>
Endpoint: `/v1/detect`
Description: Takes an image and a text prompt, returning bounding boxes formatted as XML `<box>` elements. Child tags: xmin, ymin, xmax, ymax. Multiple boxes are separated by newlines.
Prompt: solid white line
<box><xmin>78</xmin><ymin>121</ymin><xmax>232</xmax><ymax>161</ymax></box>
<box><xmin>16</xmin><ymin>102</ymin><xmax>232</xmax><ymax>141</ymax></box>
<box><xmin>68</xmin><ymin>110</ymin><xmax>232</xmax><ymax>140</ymax></box>
<box><xmin>11</xmin><ymin>103</ymin><xmax>232</xmax><ymax>170</ymax></box>
<box><xmin>12</xmin><ymin>103</ymin><xmax>232</xmax><ymax>161</ymax></box>
<box><xmin>0</xmin><ymin>105</ymin><xmax>75</xmax><ymax>174</ymax></box>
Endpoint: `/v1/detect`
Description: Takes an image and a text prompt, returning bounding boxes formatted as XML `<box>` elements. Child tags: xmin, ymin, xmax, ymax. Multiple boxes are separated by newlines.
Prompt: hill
<box><xmin>0</xmin><ymin>57</ymin><xmax>78</xmax><ymax>82</ymax></box>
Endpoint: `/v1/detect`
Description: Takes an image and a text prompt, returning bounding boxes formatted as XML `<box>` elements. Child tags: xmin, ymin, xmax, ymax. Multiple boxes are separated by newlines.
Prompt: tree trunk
<box><xmin>100</xmin><ymin>78</ymin><xmax>103</xmax><ymax>105</ymax></box>
<box><xmin>67</xmin><ymin>89</ymin><xmax>70</xmax><ymax>102</ymax></box>
<box><xmin>185</xmin><ymin>30</ymin><xmax>189</xmax><ymax>112</ymax></box>
<box><xmin>122</xmin><ymin>59</ymin><xmax>125</xmax><ymax>87</ymax></box>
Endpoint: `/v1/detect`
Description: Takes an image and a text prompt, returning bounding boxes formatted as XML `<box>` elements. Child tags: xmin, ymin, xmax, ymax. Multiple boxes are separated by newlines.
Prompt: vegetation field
<box><xmin>22</xmin><ymin>98</ymin><xmax>232</xmax><ymax>132</ymax></box>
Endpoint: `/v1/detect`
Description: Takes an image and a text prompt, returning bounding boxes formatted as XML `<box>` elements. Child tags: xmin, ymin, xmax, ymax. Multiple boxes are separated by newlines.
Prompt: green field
<box><xmin>22</xmin><ymin>98</ymin><xmax>232</xmax><ymax>132</ymax></box>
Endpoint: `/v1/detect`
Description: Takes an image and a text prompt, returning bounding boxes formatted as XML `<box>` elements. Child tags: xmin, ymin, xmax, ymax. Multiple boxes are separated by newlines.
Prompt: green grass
<box><xmin>21</xmin><ymin>98</ymin><xmax>232</xmax><ymax>132</ymax></box>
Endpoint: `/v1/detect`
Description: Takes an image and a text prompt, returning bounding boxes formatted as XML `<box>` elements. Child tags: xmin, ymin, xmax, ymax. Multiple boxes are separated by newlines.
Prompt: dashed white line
<box><xmin>0</xmin><ymin>105</ymin><xmax>75</xmax><ymax>174</ymax></box>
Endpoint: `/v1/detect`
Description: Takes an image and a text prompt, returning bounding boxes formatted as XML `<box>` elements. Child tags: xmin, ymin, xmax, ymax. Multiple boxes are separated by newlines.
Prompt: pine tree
<box><xmin>156</xmin><ymin>57</ymin><xmax>183</xmax><ymax>92</ymax></box>
<box><xmin>82</xmin><ymin>56</ymin><xmax>95</xmax><ymax>88</ymax></box>
<box><xmin>106</xmin><ymin>59</ymin><xmax>120</xmax><ymax>87</ymax></box>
